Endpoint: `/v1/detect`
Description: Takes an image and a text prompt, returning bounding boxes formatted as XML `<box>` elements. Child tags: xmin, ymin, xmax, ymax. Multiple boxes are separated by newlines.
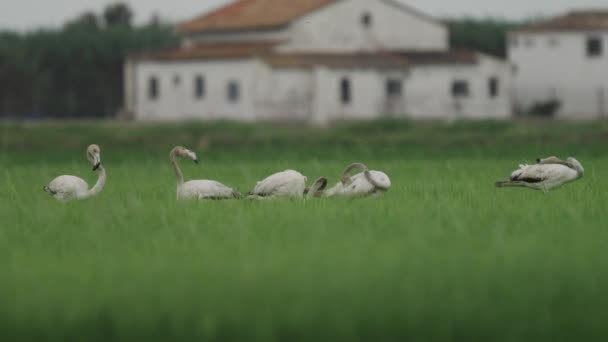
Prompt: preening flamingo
<box><xmin>322</xmin><ymin>163</ymin><xmax>391</xmax><ymax>198</ymax></box>
<box><xmin>495</xmin><ymin>156</ymin><xmax>584</xmax><ymax>192</ymax></box>
<box><xmin>248</xmin><ymin>169</ymin><xmax>308</xmax><ymax>199</ymax></box>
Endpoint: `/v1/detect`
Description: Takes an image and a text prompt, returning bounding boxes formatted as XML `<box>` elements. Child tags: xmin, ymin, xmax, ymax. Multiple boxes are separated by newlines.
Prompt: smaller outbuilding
<box><xmin>509</xmin><ymin>10</ymin><xmax>608</xmax><ymax>119</ymax></box>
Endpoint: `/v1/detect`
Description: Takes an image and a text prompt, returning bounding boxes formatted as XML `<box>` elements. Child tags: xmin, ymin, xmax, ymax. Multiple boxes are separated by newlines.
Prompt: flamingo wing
<box><xmin>250</xmin><ymin>170</ymin><xmax>306</xmax><ymax>197</ymax></box>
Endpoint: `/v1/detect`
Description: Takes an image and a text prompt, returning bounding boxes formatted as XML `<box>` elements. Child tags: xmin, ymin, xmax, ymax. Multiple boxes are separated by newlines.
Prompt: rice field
<box><xmin>1</xmin><ymin>121</ymin><xmax>608</xmax><ymax>341</ymax></box>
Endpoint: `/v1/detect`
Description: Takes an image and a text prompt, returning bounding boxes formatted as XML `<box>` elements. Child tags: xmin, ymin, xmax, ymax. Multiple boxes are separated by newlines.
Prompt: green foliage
<box><xmin>103</xmin><ymin>2</ymin><xmax>133</xmax><ymax>28</ymax></box>
<box><xmin>1</xmin><ymin>122</ymin><xmax>608</xmax><ymax>340</ymax></box>
<box><xmin>446</xmin><ymin>17</ymin><xmax>519</xmax><ymax>57</ymax></box>
<box><xmin>0</xmin><ymin>3</ymin><xmax>177</xmax><ymax>119</ymax></box>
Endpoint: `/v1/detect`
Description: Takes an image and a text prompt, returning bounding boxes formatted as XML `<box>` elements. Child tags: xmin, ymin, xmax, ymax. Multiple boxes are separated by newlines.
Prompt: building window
<box><xmin>488</xmin><ymin>77</ymin><xmax>499</xmax><ymax>98</ymax></box>
<box><xmin>361</xmin><ymin>12</ymin><xmax>372</xmax><ymax>27</ymax></box>
<box><xmin>548</xmin><ymin>37</ymin><xmax>559</xmax><ymax>47</ymax></box>
<box><xmin>340</xmin><ymin>78</ymin><xmax>352</xmax><ymax>104</ymax></box>
<box><xmin>386</xmin><ymin>79</ymin><xmax>402</xmax><ymax>97</ymax></box>
<box><xmin>524</xmin><ymin>38</ymin><xmax>534</xmax><ymax>47</ymax></box>
<box><xmin>194</xmin><ymin>76</ymin><xmax>205</xmax><ymax>99</ymax></box>
<box><xmin>173</xmin><ymin>75</ymin><xmax>181</xmax><ymax>86</ymax></box>
<box><xmin>509</xmin><ymin>35</ymin><xmax>518</xmax><ymax>47</ymax></box>
<box><xmin>227</xmin><ymin>81</ymin><xmax>240</xmax><ymax>103</ymax></box>
<box><xmin>587</xmin><ymin>37</ymin><xmax>603</xmax><ymax>57</ymax></box>
<box><xmin>148</xmin><ymin>76</ymin><xmax>159</xmax><ymax>100</ymax></box>
<box><xmin>451</xmin><ymin>80</ymin><xmax>470</xmax><ymax>98</ymax></box>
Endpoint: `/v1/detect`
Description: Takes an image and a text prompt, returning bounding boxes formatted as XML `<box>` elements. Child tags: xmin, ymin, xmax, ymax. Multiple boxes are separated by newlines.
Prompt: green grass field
<box><xmin>1</xmin><ymin>121</ymin><xmax>608</xmax><ymax>341</ymax></box>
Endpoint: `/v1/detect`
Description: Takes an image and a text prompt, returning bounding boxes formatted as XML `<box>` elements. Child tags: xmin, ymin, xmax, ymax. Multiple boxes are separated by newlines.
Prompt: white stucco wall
<box><xmin>509</xmin><ymin>31</ymin><xmax>608</xmax><ymax>119</ymax></box>
<box><xmin>405</xmin><ymin>55</ymin><xmax>512</xmax><ymax>120</ymax></box>
<box><xmin>278</xmin><ymin>0</ymin><xmax>448</xmax><ymax>53</ymax></box>
<box><xmin>253</xmin><ymin>66</ymin><xmax>314</xmax><ymax>121</ymax></box>
<box><xmin>311</xmin><ymin>67</ymin><xmax>410</xmax><ymax>124</ymax></box>
<box><xmin>132</xmin><ymin>59</ymin><xmax>261</xmax><ymax>121</ymax></box>
<box><xmin>128</xmin><ymin>55</ymin><xmax>512</xmax><ymax>123</ymax></box>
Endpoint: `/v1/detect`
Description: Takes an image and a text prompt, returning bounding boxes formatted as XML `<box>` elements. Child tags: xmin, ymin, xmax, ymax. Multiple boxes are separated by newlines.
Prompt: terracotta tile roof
<box><xmin>177</xmin><ymin>0</ymin><xmax>335</xmax><ymax>34</ymax></box>
<box><xmin>514</xmin><ymin>10</ymin><xmax>608</xmax><ymax>32</ymax></box>
<box><xmin>263</xmin><ymin>53</ymin><xmax>409</xmax><ymax>68</ymax></box>
<box><xmin>138</xmin><ymin>41</ymin><xmax>279</xmax><ymax>61</ymax></box>
<box><xmin>396</xmin><ymin>50</ymin><xmax>478</xmax><ymax>65</ymax></box>
<box><xmin>136</xmin><ymin>44</ymin><xmax>479</xmax><ymax>67</ymax></box>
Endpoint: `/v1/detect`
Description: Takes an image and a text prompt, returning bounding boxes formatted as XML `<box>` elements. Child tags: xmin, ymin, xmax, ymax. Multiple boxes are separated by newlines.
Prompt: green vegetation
<box><xmin>0</xmin><ymin>3</ymin><xmax>177</xmax><ymax>119</ymax></box>
<box><xmin>1</xmin><ymin>121</ymin><xmax>608</xmax><ymax>341</ymax></box>
<box><xmin>446</xmin><ymin>17</ymin><xmax>519</xmax><ymax>57</ymax></box>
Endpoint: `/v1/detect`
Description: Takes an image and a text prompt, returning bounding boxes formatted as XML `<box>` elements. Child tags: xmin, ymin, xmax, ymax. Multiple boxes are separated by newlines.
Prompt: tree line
<box><xmin>0</xmin><ymin>3</ymin><xmax>177</xmax><ymax>119</ymax></box>
<box><xmin>0</xmin><ymin>3</ymin><xmax>518</xmax><ymax>119</ymax></box>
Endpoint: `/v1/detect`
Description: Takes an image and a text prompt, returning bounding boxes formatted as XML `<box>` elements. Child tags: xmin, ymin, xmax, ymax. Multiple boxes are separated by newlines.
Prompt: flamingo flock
<box><xmin>43</xmin><ymin>144</ymin><xmax>584</xmax><ymax>202</ymax></box>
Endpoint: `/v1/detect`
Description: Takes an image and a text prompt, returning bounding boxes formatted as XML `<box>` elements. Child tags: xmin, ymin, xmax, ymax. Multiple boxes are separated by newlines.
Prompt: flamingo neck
<box><xmin>84</xmin><ymin>166</ymin><xmax>106</xmax><ymax>199</ymax></box>
<box><xmin>170</xmin><ymin>152</ymin><xmax>184</xmax><ymax>186</ymax></box>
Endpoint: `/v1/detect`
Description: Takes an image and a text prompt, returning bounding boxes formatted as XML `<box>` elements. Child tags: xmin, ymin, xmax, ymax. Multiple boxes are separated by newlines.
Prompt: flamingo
<box><xmin>322</xmin><ymin>163</ymin><xmax>391</xmax><ymax>198</ymax></box>
<box><xmin>248</xmin><ymin>169</ymin><xmax>311</xmax><ymax>199</ymax></box>
<box><xmin>304</xmin><ymin>177</ymin><xmax>328</xmax><ymax>198</ymax></box>
<box><xmin>495</xmin><ymin>156</ymin><xmax>584</xmax><ymax>192</ymax></box>
<box><xmin>43</xmin><ymin>144</ymin><xmax>106</xmax><ymax>201</ymax></box>
<box><xmin>170</xmin><ymin>146</ymin><xmax>241</xmax><ymax>200</ymax></box>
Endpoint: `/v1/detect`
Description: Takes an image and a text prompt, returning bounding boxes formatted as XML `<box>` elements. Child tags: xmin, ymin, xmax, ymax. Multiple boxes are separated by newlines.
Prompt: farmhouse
<box><xmin>124</xmin><ymin>0</ymin><xmax>512</xmax><ymax>124</ymax></box>
<box><xmin>509</xmin><ymin>10</ymin><xmax>608</xmax><ymax>119</ymax></box>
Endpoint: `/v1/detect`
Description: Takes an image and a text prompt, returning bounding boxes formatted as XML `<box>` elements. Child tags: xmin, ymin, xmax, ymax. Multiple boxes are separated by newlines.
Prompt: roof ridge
<box><xmin>177</xmin><ymin>0</ymin><xmax>337</xmax><ymax>34</ymax></box>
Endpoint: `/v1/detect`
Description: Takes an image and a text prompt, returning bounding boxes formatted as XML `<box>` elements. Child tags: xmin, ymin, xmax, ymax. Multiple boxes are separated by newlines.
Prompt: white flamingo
<box><xmin>322</xmin><ymin>163</ymin><xmax>391</xmax><ymax>198</ymax></box>
<box><xmin>170</xmin><ymin>146</ymin><xmax>241</xmax><ymax>200</ymax></box>
<box><xmin>495</xmin><ymin>156</ymin><xmax>584</xmax><ymax>192</ymax></box>
<box><xmin>43</xmin><ymin>144</ymin><xmax>106</xmax><ymax>201</ymax></box>
<box><xmin>248</xmin><ymin>169</ymin><xmax>310</xmax><ymax>199</ymax></box>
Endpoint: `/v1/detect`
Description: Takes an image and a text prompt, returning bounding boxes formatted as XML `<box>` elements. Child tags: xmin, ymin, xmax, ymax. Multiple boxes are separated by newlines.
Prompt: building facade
<box><xmin>125</xmin><ymin>0</ymin><xmax>512</xmax><ymax>124</ymax></box>
<box><xmin>509</xmin><ymin>11</ymin><xmax>608</xmax><ymax>119</ymax></box>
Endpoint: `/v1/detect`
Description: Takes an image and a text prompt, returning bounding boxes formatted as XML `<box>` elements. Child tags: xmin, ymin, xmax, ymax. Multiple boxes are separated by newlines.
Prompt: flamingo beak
<box><xmin>194</xmin><ymin>159</ymin><xmax>199</xmax><ymax>164</ymax></box>
<box><xmin>92</xmin><ymin>154</ymin><xmax>101</xmax><ymax>171</ymax></box>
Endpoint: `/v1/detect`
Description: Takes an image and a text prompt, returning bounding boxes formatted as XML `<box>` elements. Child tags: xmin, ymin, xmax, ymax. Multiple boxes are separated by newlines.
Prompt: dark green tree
<box><xmin>446</xmin><ymin>18</ymin><xmax>519</xmax><ymax>58</ymax></box>
<box><xmin>103</xmin><ymin>2</ymin><xmax>133</xmax><ymax>27</ymax></box>
<box><xmin>0</xmin><ymin>2</ymin><xmax>177</xmax><ymax>119</ymax></box>
<box><xmin>65</xmin><ymin>12</ymin><xmax>99</xmax><ymax>31</ymax></box>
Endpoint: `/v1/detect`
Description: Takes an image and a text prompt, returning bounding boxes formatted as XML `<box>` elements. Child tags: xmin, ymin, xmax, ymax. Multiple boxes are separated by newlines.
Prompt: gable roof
<box><xmin>177</xmin><ymin>0</ymin><xmax>336</xmax><ymax>34</ymax></box>
<box><xmin>177</xmin><ymin>0</ymin><xmax>444</xmax><ymax>35</ymax></box>
<box><xmin>514</xmin><ymin>10</ymin><xmax>608</xmax><ymax>32</ymax></box>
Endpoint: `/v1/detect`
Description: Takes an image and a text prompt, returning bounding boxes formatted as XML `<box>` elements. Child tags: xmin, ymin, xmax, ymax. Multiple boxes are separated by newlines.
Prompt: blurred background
<box><xmin>0</xmin><ymin>0</ymin><xmax>606</xmax><ymax>123</ymax></box>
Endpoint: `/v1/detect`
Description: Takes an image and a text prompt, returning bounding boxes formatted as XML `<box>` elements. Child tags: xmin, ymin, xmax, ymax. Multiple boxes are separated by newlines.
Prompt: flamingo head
<box><xmin>566</xmin><ymin>157</ymin><xmax>584</xmax><ymax>177</ymax></box>
<box><xmin>171</xmin><ymin>146</ymin><xmax>198</xmax><ymax>164</ymax></box>
<box><xmin>87</xmin><ymin>144</ymin><xmax>101</xmax><ymax>171</ymax></box>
